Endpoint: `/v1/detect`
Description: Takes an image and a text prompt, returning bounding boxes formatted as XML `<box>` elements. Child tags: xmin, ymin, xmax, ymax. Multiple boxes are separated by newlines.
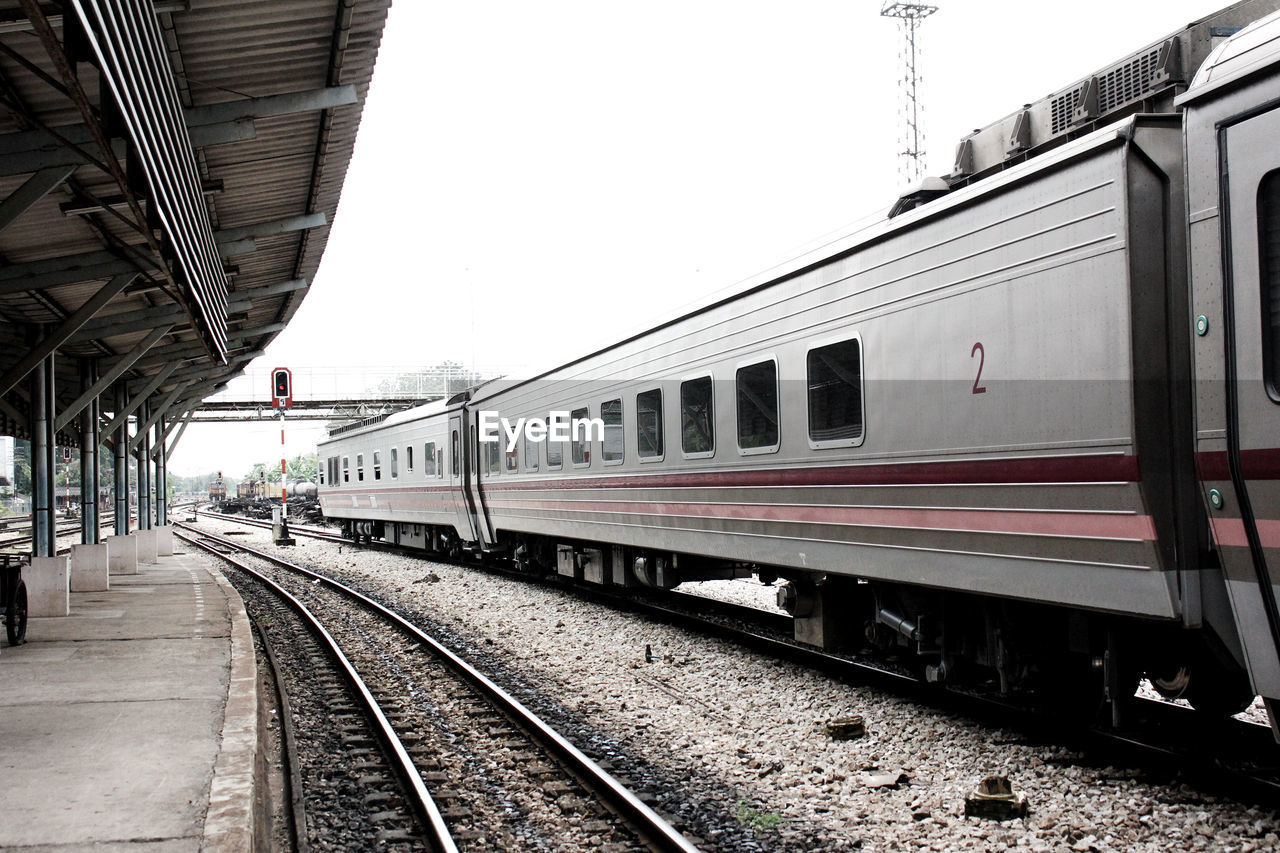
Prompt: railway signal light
<box><xmin>271</xmin><ymin>367</ymin><xmax>293</xmax><ymax>409</ymax></box>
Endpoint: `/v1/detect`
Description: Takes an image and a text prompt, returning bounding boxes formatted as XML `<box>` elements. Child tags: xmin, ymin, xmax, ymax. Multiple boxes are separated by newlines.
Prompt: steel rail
<box><xmin>177</xmin><ymin>530</ymin><xmax>458</xmax><ymax>853</ymax></box>
<box><xmin>178</xmin><ymin>522</ymin><xmax>703</xmax><ymax>853</ymax></box>
<box><xmin>249</xmin><ymin>619</ymin><xmax>310</xmax><ymax>853</ymax></box>
<box><xmin>0</xmin><ymin>513</ymin><xmax>117</xmax><ymax>551</ymax></box>
<box><xmin>189</xmin><ymin>508</ymin><xmax>920</xmax><ymax>687</ymax></box>
<box><xmin>191</xmin><ymin>509</ymin><xmax>1280</xmax><ymax>803</ymax></box>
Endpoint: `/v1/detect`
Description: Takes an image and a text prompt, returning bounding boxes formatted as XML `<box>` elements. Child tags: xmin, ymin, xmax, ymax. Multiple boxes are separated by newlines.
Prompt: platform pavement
<box><xmin>0</xmin><ymin>549</ymin><xmax>261</xmax><ymax>851</ymax></box>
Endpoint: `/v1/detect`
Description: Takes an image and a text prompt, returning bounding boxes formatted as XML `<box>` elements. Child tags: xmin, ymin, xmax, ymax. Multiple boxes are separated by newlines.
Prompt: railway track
<box><xmin>0</xmin><ymin>513</ymin><xmax>118</xmax><ymax>552</ymax></box>
<box><xmin>191</xmin><ymin>508</ymin><xmax>1280</xmax><ymax>805</ymax></box>
<box><xmin>178</xmin><ymin>524</ymin><xmax>702</xmax><ymax>852</ymax></box>
<box><xmin>0</xmin><ymin>502</ymin><xmax>199</xmax><ymax>552</ymax></box>
<box><xmin>184</xmin><ymin>530</ymin><xmax>454</xmax><ymax>852</ymax></box>
<box><xmin>252</xmin><ymin>613</ymin><xmax>311</xmax><ymax>853</ymax></box>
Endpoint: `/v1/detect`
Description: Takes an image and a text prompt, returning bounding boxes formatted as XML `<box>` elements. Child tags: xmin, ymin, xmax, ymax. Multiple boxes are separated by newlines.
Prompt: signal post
<box><xmin>271</xmin><ymin>367</ymin><xmax>295</xmax><ymax>546</ymax></box>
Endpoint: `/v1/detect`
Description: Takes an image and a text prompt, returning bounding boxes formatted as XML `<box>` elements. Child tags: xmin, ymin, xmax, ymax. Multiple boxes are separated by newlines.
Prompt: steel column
<box><xmin>155</xmin><ymin>412</ymin><xmax>166</xmax><ymax>526</ymax></box>
<box><xmin>137</xmin><ymin>400</ymin><xmax>150</xmax><ymax>531</ymax></box>
<box><xmin>28</xmin><ymin>338</ymin><xmax>50</xmax><ymax>557</ymax></box>
<box><xmin>113</xmin><ymin>380</ymin><xmax>129</xmax><ymax>535</ymax></box>
<box><xmin>79</xmin><ymin>358</ymin><xmax>98</xmax><ymax>544</ymax></box>
<box><xmin>42</xmin><ymin>347</ymin><xmax>55</xmax><ymax>556</ymax></box>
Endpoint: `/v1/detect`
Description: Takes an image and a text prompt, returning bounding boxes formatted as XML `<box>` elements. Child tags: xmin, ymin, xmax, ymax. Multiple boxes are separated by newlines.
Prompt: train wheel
<box><xmin>1151</xmin><ymin>665</ymin><xmax>1191</xmax><ymax>700</ymax></box>
<box><xmin>6</xmin><ymin>578</ymin><xmax>27</xmax><ymax>646</ymax></box>
<box><xmin>1187</xmin><ymin>665</ymin><xmax>1255</xmax><ymax>717</ymax></box>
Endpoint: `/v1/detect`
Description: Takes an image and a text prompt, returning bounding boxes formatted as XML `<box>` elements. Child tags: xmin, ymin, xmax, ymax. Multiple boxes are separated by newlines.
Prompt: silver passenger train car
<box><xmin>320</xmin><ymin>1</ymin><xmax>1280</xmax><ymax>731</ymax></box>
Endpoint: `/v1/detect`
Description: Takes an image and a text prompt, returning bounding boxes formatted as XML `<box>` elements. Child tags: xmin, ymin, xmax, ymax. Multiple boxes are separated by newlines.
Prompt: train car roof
<box><xmin>1177</xmin><ymin>7</ymin><xmax>1280</xmax><ymax>104</ymax></box>
<box><xmin>471</xmin><ymin>113</ymin><xmax>1164</xmax><ymax>406</ymax></box>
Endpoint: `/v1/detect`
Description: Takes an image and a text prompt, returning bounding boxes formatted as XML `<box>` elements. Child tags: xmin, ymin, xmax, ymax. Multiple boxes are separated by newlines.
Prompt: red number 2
<box><xmin>971</xmin><ymin>342</ymin><xmax>987</xmax><ymax>395</ymax></box>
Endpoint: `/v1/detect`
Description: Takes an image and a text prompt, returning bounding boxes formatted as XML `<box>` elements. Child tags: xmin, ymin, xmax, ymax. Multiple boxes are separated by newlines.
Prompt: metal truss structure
<box><xmin>0</xmin><ymin>0</ymin><xmax>392</xmax><ymax>553</ymax></box>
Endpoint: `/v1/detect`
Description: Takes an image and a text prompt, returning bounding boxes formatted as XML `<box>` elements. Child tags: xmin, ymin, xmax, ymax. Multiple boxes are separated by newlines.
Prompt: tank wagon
<box><xmin>319</xmin><ymin>2</ymin><xmax>1280</xmax><ymax>731</ymax></box>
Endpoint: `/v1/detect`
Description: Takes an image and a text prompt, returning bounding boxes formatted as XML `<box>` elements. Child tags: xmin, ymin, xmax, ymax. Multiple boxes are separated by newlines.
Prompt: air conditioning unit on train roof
<box><xmin>947</xmin><ymin>0</ymin><xmax>1280</xmax><ymax>185</ymax></box>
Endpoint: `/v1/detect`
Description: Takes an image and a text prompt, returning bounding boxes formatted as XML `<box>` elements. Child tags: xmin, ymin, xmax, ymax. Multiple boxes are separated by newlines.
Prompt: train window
<box><xmin>680</xmin><ymin>376</ymin><xmax>714</xmax><ymax>456</ymax></box>
<box><xmin>342</xmin><ymin>456</ymin><xmax>349</xmax><ymax>483</ymax></box>
<box><xmin>524</xmin><ymin>432</ymin><xmax>539</xmax><ymax>472</ymax></box>
<box><xmin>602</xmin><ymin>398</ymin><xmax>623</xmax><ymax>463</ymax></box>
<box><xmin>486</xmin><ymin>440</ymin><xmax>501</xmax><ymax>476</ymax></box>
<box><xmin>373</xmin><ymin>451</ymin><xmax>382</xmax><ymax>480</ymax></box>
<box><xmin>807</xmin><ymin>336</ymin><xmax>864</xmax><ymax>445</ymax></box>
<box><xmin>318</xmin><ymin>467</ymin><xmax>324</xmax><ymax>485</ymax></box>
<box><xmin>547</xmin><ymin>412</ymin><xmax>564</xmax><ymax>469</ymax></box>
<box><xmin>437</xmin><ymin>448</ymin><xmax>444</xmax><ymax>478</ymax></box>
<box><xmin>636</xmin><ymin>388</ymin><xmax>663</xmax><ymax>460</ymax></box>
<box><xmin>424</xmin><ymin>442</ymin><xmax>437</xmax><ymax>477</ymax></box>
<box><xmin>1261</xmin><ymin>170</ymin><xmax>1280</xmax><ymax>401</ymax></box>
<box><xmin>505</xmin><ymin>444</ymin><xmax>518</xmax><ymax>472</ymax></box>
<box><xmin>406</xmin><ymin>446</ymin><xmax>414</xmax><ymax>473</ymax></box>
<box><xmin>737</xmin><ymin>359</ymin><xmax>779</xmax><ymax>453</ymax></box>
<box><xmin>570</xmin><ymin>406</ymin><xmax>591</xmax><ymax>465</ymax></box>
<box><xmin>356</xmin><ymin>454</ymin><xmax>364</xmax><ymax>482</ymax></box>
<box><xmin>451</xmin><ymin>430</ymin><xmax>459</xmax><ymax>477</ymax></box>
<box><xmin>390</xmin><ymin>448</ymin><xmax>398</xmax><ymax>479</ymax></box>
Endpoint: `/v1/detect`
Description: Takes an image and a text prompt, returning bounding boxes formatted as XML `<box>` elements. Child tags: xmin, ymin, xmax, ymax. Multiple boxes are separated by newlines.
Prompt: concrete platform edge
<box><xmin>200</xmin><ymin>563</ymin><xmax>262</xmax><ymax>852</ymax></box>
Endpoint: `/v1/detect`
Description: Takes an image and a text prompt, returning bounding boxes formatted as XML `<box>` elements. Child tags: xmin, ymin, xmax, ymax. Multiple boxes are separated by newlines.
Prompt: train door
<box><xmin>447</xmin><ymin>414</ymin><xmax>477</xmax><ymax>542</ymax></box>
<box><xmin>1218</xmin><ymin>106</ymin><xmax>1280</xmax><ymax>701</ymax></box>
<box><xmin>467</xmin><ymin>417</ymin><xmax>498</xmax><ymax>548</ymax></box>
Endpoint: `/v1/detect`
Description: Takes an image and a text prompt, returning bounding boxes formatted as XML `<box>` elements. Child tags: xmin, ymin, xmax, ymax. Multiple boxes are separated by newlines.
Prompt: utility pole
<box><xmin>881</xmin><ymin>2</ymin><xmax>938</xmax><ymax>185</ymax></box>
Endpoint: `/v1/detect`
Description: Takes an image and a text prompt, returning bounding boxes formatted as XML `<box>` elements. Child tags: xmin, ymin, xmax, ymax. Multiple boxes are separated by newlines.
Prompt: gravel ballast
<box><xmin>192</xmin><ymin>519</ymin><xmax>1280</xmax><ymax>852</ymax></box>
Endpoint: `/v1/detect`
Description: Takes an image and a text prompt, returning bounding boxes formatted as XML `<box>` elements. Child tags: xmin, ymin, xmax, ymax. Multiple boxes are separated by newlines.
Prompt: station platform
<box><xmin>0</xmin><ymin>550</ymin><xmax>260</xmax><ymax>852</ymax></box>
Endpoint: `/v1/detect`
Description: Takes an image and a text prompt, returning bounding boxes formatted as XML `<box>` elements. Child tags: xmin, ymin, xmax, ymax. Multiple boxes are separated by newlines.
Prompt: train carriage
<box><xmin>318</xmin><ymin>400</ymin><xmax>475</xmax><ymax>551</ymax></box>
<box><xmin>1181</xmin><ymin>16</ymin><xmax>1280</xmax><ymax>704</ymax></box>
<box><xmin>317</xmin><ymin>2</ymin><xmax>1280</xmax><ymax>732</ymax></box>
<box><xmin>468</xmin><ymin>116</ymin><xmax>1189</xmax><ymax>626</ymax></box>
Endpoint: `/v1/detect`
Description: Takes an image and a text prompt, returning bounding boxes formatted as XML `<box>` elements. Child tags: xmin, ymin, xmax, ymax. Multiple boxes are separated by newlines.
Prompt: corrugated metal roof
<box><xmin>0</xmin><ymin>0</ymin><xmax>391</xmax><ymax>443</ymax></box>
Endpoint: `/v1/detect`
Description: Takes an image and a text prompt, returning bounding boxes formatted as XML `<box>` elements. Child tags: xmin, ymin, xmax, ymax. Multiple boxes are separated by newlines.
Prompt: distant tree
<box><xmin>286</xmin><ymin>451</ymin><xmax>317</xmax><ymax>483</ymax></box>
<box><xmin>243</xmin><ymin>461</ymin><xmax>281</xmax><ymax>483</ymax></box>
<box><xmin>14</xmin><ymin>440</ymin><xmax>30</xmax><ymax>495</ymax></box>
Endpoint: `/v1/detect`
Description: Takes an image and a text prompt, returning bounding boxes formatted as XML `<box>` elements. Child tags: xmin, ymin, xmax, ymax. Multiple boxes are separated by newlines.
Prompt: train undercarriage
<box><xmin>343</xmin><ymin>518</ymin><xmax>1259</xmax><ymax>723</ymax></box>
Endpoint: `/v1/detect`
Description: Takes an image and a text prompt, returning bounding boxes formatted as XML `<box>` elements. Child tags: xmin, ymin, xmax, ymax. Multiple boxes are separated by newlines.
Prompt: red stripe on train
<box><xmin>1208</xmin><ymin>517</ymin><xmax>1280</xmax><ymax>549</ymax></box>
<box><xmin>479</xmin><ymin>453</ymin><xmax>1141</xmax><ymax>492</ymax></box>
<box><xmin>1196</xmin><ymin>449</ymin><xmax>1280</xmax><ymax>480</ymax></box>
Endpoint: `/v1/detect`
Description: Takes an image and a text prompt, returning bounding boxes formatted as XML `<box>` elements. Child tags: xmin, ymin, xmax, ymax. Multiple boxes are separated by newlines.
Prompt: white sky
<box><xmin>169</xmin><ymin>0</ymin><xmax>1229</xmax><ymax>478</ymax></box>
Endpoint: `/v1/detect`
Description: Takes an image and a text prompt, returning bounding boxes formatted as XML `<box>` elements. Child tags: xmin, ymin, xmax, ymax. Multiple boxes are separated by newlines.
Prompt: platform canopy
<box><xmin>0</xmin><ymin>0</ymin><xmax>391</xmax><ymax>444</ymax></box>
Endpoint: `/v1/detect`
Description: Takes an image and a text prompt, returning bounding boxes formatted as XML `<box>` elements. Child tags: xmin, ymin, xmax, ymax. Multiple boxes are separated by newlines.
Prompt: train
<box><xmin>237</xmin><ymin>479</ymin><xmax>280</xmax><ymax>501</ymax></box>
<box><xmin>229</xmin><ymin>479</ymin><xmax>317</xmax><ymax>502</ymax></box>
<box><xmin>317</xmin><ymin>2</ymin><xmax>1280</xmax><ymax>734</ymax></box>
<box><xmin>209</xmin><ymin>475</ymin><xmax>225</xmax><ymax>503</ymax></box>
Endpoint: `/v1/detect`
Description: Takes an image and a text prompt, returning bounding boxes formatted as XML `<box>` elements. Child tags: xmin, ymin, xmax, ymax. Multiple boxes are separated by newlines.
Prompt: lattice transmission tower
<box><xmin>881</xmin><ymin>2</ymin><xmax>938</xmax><ymax>185</ymax></box>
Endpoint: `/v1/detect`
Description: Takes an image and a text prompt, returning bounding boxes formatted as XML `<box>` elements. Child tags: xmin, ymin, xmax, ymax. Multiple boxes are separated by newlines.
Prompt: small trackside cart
<box><xmin>1</xmin><ymin>554</ymin><xmax>27</xmax><ymax>646</ymax></box>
